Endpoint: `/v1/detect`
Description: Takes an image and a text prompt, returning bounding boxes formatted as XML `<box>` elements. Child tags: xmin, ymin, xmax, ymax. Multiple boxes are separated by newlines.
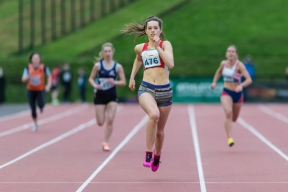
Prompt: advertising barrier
<box><xmin>170</xmin><ymin>77</ymin><xmax>288</xmax><ymax>103</ymax></box>
<box><xmin>170</xmin><ymin>77</ymin><xmax>224</xmax><ymax>103</ymax></box>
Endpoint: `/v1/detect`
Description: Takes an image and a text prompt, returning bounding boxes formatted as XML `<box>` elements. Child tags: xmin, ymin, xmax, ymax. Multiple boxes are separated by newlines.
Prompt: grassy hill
<box><xmin>0</xmin><ymin>0</ymin><xmax>19</xmax><ymax>55</ymax></box>
<box><xmin>0</xmin><ymin>0</ymin><xmax>187</xmax><ymax>102</ymax></box>
<box><xmin>1</xmin><ymin>0</ymin><xmax>288</xmax><ymax>103</ymax></box>
<box><xmin>107</xmin><ymin>0</ymin><xmax>288</xmax><ymax>79</ymax></box>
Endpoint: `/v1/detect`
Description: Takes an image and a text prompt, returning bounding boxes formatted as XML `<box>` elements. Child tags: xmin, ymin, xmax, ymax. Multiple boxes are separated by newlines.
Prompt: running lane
<box><xmin>82</xmin><ymin>104</ymin><xmax>200</xmax><ymax>192</ymax></box>
<box><xmin>0</xmin><ymin>104</ymin><xmax>83</xmax><ymax>131</ymax></box>
<box><xmin>195</xmin><ymin>104</ymin><xmax>288</xmax><ymax>192</ymax></box>
<box><xmin>240</xmin><ymin>104</ymin><xmax>288</xmax><ymax>161</ymax></box>
<box><xmin>0</xmin><ymin>104</ymin><xmax>91</xmax><ymax>164</ymax></box>
<box><xmin>0</xmin><ymin>104</ymin><xmax>147</xmax><ymax>192</ymax></box>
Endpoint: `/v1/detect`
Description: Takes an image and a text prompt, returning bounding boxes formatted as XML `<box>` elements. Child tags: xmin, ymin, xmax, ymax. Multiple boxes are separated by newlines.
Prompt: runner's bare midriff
<box><xmin>143</xmin><ymin>68</ymin><xmax>170</xmax><ymax>85</ymax></box>
<box><xmin>224</xmin><ymin>82</ymin><xmax>240</xmax><ymax>91</ymax></box>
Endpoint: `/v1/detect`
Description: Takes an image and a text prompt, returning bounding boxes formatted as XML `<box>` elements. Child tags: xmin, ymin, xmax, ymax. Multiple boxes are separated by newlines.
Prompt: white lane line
<box><xmin>188</xmin><ymin>105</ymin><xmax>206</xmax><ymax>192</ymax></box>
<box><xmin>1</xmin><ymin>181</ymin><xmax>288</xmax><ymax>184</ymax></box>
<box><xmin>258</xmin><ymin>104</ymin><xmax>288</xmax><ymax>124</ymax></box>
<box><xmin>76</xmin><ymin>115</ymin><xmax>148</xmax><ymax>192</ymax></box>
<box><xmin>0</xmin><ymin>105</ymin><xmax>88</xmax><ymax>138</ymax></box>
<box><xmin>238</xmin><ymin>117</ymin><xmax>288</xmax><ymax>161</ymax></box>
<box><xmin>0</xmin><ymin>119</ymin><xmax>96</xmax><ymax>170</ymax></box>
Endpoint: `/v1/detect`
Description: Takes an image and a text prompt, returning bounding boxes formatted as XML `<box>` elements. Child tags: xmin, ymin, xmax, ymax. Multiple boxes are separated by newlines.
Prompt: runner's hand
<box><xmin>235</xmin><ymin>85</ymin><xmax>243</xmax><ymax>93</ymax></box>
<box><xmin>153</xmin><ymin>35</ymin><xmax>160</xmax><ymax>47</ymax></box>
<box><xmin>210</xmin><ymin>82</ymin><xmax>216</xmax><ymax>89</ymax></box>
<box><xmin>129</xmin><ymin>79</ymin><xmax>135</xmax><ymax>91</ymax></box>
<box><xmin>94</xmin><ymin>84</ymin><xmax>102</xmax><ymax>90</ymax></box>
<box><xmin>107</xmin><ymin>78</ymin><xmax>115</xmax><ymax>85</ymax></box>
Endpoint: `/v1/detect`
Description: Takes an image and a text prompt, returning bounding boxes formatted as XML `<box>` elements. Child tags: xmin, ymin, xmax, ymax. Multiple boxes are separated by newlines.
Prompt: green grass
<box><xmin>108</xmin><ymin>0</ymin><xmax>288</xmax><ymax>79</ymax></box>
<box><xmin>0</xmin><ymin>0</ymin><xmax>137</xmax><ymax>55</ymax></box>
<box><xmin>0</xmin><ymin>0</ymin><xmax>186</xmax><ymax>103</ymax></box>
<box><xmin>1</xmin><ymin>0</ymin><xmax>288</xmax><ymax>103</ymax></box>
<box><xmin>0</xmin><ymin>0</ymin><xmax>19</xmax><ymax>54</ymax></box>
<box><xmin>34</xmin><ymin>0</ymin><xmax>187</xmax><ymax>60</ymax></box>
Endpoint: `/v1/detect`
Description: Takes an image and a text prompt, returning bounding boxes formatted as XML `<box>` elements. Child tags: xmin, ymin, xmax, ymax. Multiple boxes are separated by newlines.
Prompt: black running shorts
<box><xmin>94</xmin><ymin>93</ymin><xmax>117</xmax><ymax>105</ymax></box>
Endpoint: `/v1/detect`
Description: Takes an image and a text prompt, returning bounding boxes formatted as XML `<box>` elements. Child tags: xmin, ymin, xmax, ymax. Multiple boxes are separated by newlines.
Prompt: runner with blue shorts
<box><xmin>211</xmin><ymin>45</ymin><xmax>252</xmax><ymax>147</ymax></box>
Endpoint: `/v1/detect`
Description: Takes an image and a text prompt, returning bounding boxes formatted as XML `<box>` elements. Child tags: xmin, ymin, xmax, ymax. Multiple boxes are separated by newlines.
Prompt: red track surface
<box><xmin>0</xmin><ymin>103</ymin><xmax>288</xmax><ymax>192</ymax></box>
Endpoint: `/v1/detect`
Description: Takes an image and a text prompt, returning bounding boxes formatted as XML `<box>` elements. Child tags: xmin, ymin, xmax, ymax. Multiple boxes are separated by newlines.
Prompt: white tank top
<box><xmin>222</xmin><ymin>60</ymin><xmax>242</xmax><ymax>83</ymax></box>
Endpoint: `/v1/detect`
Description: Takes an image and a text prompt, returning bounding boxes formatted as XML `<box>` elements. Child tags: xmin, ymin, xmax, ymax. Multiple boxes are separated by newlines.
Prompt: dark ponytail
<box><xmin>121</xmin><ymin>15</ymin><xmax>165</xmax><ymax>42</ymax></box>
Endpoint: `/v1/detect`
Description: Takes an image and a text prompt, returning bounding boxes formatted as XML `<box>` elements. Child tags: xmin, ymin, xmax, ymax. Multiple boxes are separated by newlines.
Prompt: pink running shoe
<box><xmin>143</xmin><ymin>151</ymin><xmax>153</xmax><ymax>167</ymax></box>
<box><xmin>151</xmin><ymin>151</ymin><xmax>161</xmax><ymax>172</ymax></box>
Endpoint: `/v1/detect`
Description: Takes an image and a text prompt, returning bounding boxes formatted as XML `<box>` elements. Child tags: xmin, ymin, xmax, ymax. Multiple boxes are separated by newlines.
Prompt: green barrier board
<box><xmin>170</xmin><ymin>77</ymin><xmax>224</xmax><ymax>103</ymax></box>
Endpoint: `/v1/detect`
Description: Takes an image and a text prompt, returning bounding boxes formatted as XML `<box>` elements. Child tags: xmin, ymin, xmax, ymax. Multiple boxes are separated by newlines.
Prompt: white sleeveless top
<box><xmin>222</xmin><ymin>60</ymin><xmax>242</xmax><ymax>83</ymax></box>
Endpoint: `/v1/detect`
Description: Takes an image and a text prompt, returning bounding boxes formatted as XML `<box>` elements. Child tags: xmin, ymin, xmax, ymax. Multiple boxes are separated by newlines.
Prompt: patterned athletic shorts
<box><xmin>138</xmin><ymin>81</ymin><xmax>172</xmax><ymax>107</ymax></box>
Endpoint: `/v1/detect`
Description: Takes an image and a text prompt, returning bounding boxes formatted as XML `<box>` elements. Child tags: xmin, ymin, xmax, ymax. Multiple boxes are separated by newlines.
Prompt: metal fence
<box><xmin>18</xmin><ymin>0</ymin><xmax>136</xmax><ymax>53</ymax></box>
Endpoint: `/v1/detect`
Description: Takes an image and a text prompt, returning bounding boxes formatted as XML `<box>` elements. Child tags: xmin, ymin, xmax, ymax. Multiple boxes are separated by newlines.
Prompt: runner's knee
<box><xmin>225</xmin><ymin>111</ymin><xmax>232</xmax><ymax>119</ymax></box>
<box><xmin>106</xmin><ymin>117</ymin><xmax>114</xmax><ymax>125</ymax></box>
<box><xmin>148</xmin><ymin>111</ymin><xmax>160</xmax><ymax>123</ymax></box>
<box><xmin>97</xmin><ymin>121</ymin><xmax>104</xmax><ymax>126</ymax></box>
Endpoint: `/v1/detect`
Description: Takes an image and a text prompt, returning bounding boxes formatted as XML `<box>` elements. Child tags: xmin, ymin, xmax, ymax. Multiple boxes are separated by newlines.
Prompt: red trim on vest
<box><xmin>158</xmin><ymin>41</ymin><xmax>164</xmax><ymax>66</ymax></box>
<box><xmin>142</xmin><ymin>42</ymin><xmax>149</xmax><ymax>52</ymax></box>
<box><xmin>159</xmin><ymin>41</ymin><xmax>163</xmax><ymax>48</ymax></box>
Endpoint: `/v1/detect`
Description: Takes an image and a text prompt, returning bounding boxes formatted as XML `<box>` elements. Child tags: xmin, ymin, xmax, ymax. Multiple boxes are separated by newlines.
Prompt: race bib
<box><xmin>29</xmin><ymin>75</ymin><xmax>41</xmax><ymax>86</ymax></box>
<box><xmin>99</xmin><ymin>78</ymin><xmax>114</xmax><ymax>90</ymax></box>
<box><xmin>141</xmin><ymin>50</ymin><xmax>161</xmax><ymax>69</ymax></box>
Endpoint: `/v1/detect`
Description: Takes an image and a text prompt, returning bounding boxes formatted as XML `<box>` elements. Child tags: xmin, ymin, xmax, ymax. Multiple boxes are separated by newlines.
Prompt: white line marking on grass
<box><xmin>259</xmin><ymin>104</ymin><xmax>288</xmax><ymax>124</ymax></box>
<box><xmin>0</xmin><ymin>105</ymin><xmax>88</xmax><ymax>138</ymax></box>
<box><xmin>76</xmin><ymin>115</ymin><xmax>148</xmax><ymax>192</ymax></box>
<box><xmin>238</xmin><ymin>117</ymin><xmax>288</xmax><ymax>161</ymax></box>
<box><xmin>0</xmin><ymin>119</ymin><xmax>96</xmax><ymax>170</ymax></box>
<box><xmin>188</xmin><ymin>105</ymin><xmax>206</xmax><ymax>192</ymax></box>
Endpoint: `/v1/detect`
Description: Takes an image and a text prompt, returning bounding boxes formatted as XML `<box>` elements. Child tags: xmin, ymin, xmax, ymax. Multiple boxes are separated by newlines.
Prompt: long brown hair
<box><xmin>95</xmin><ymin>42</ymin><xmax>115</xmax><ymax>62</ymax></box>
<box><xmin>121</xmin><ymin>16</ymin><xmax>165</xmax><ymax>42</ymax></box>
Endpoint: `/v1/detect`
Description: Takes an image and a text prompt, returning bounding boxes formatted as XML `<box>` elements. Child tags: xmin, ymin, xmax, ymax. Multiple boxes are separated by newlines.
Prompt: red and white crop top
<box><xmin>141</xmin><ymin>41</ymin><xmax>169</xmax><ymax>71</ymax></box>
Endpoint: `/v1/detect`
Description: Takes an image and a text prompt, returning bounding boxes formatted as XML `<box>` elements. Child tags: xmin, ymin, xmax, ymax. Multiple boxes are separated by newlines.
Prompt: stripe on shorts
<box><xmin>138</xmin><ymin>81</ymin><xmax>172</xmax><ymax>106</ymax></box>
